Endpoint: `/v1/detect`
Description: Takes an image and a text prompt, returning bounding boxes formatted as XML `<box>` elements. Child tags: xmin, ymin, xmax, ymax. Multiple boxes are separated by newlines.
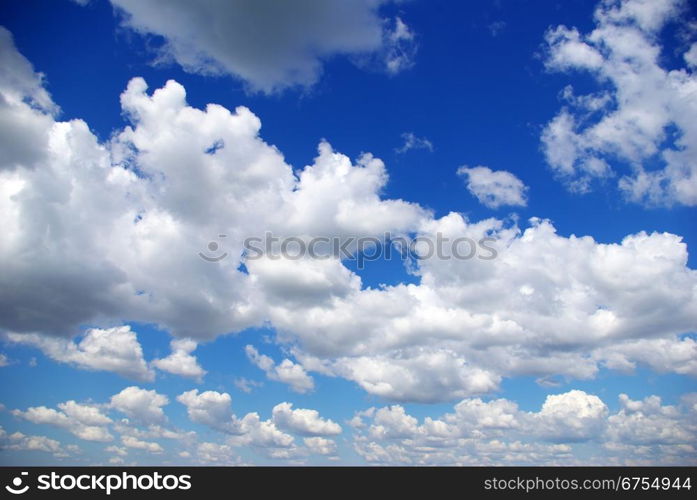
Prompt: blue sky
<box><xmin>0</xmin><ymin>0</ymin><xmax>696</xmax><ymax>465</ymax></box>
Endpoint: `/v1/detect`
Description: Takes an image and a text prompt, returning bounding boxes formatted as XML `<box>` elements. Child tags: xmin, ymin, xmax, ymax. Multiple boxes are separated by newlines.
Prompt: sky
<box><xmin>0</xmin><ymin>0</ymin><xmax>696</xmax><ymax>466</ymax></box>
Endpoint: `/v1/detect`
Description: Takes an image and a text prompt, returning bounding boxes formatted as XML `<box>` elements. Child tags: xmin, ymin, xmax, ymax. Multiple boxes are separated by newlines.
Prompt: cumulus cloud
<box><xmin>175</xmin><ymin>389</ymin><xmax>295</xmax><ymax>453</ymax></box>
<box><xmin>1</xmin><ymin>49</ymin><xmax>426</xmax><ymax>344</ymax></box>
<box><xmin>271</xmin><ymin>402</ymin><xmax>342</xmax><ymax>436</ymax></box>
<box><xmin>106</xmin><ymin>0</ymin><xmax>415</xmax><ymax>92</ymax></box>
<box><xmin>277</xmin><ymin>217</ymin><xmax>696</xmax><ymax>402</ymax></box>
<box><xmin>152</xmin><ymin>338</ymin><xmax>206</xmax><ymax>382</ymax></box>
<box><xmin>541</xmin><ymin>0</ymin><xmax>697</xmax><ymax>205</ymax></box>
<box><xmin>246</xmin><ymin>345</ymin><xmax>315</xmax><ymax>394</ymax></box>
<box><xmin>174</xmin><ymin>389</ymin><xmax>331</xmax><ymax>455</ymax></box>
<box><xmin>0</xmin><ymin>427</ymin><xmax>69</xmax><ymax>456</ymax></box>
<box><xmin>195</xmin><ymin>442</ymin><xmax>236</xmax><ymax>464</ymax></box>
<box><xmin>0</xmin><ymin>27</ymin><xmax>56</xmax><ymax>172</ymax></box>
<box><xmin>12</xmin><ymin>401</ymin><xmax>113</xmax><ymax>442</ymax></box>
<box><xmin>0</xmin><ymin>31</ymin><xmax>695</xmax><ymax>406</ymax></box>
<box><xmin>457</xmin><ymin>166</ymin><xmax>528</xmax><ymax>208</ymax></box>
<box><xmin>121</xmin><ymin>435</ymin><xmax>163</xmax><ymax>453</ymax></box>
<box><xmin>110</xmin><ymin>386</ymin><xmax>169</xmax><ymax>425</ymax></box>
<box><xmin>350</xmin><ymin>390</ymin><xmax>697</xmax><ymax>465</ymax></box>
<box><xmin>5</xmin><ymin>327</ymin><xmax>153</xmax><ymax>382</ymax></box>
<box><xmin>304</xmin><ymin>436</ymin><xmax>337</xmax><ymax>455</ymax></box>
<box><xmin>176</xmin><ymin>389</ymin><xmax>237</xmax><ymax>434</ymax></box>
<box><xmin>535</xmin><ymin>390</ymin><xmax>608</xmax><ymax>442</ymax></box>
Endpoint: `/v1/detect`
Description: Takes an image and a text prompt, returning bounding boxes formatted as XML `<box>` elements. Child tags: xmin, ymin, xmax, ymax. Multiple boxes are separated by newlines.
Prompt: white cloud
<box><xmin>152</xmin><ymin>338</ymin><xmax>206</xmax><ymax>382</ymax></box>
<box><xmin>110</xmin><ymin>386</ymin><xmax>169</xmax><ymax>425</ymax></box>
<box><xmin>2</xmin><ymin>428</ymin><xmax>66</xmax><ymax>455</ymax></box>
<box><xmin>105</xmin><ymin>445</ymin><xmax>128</xmax><ymax>457</ymax></box>
<box><xmin>350</xmin><ymin>390</ymin><xmax>697</xmax><ymax>465</ymax></box>
<box><xmin>0</xmin><ymin>353</ymin><xmax>9</xmax><ymax>367</ymax></box>
<box><xmin>0</xmin><ymin>27</ymin><xmax>56</xmax><ymax>172</ymax></box>
<box><xmin>395</xmin><ymin>132</ymin><xmax>433</xmax><ymax>154</ymax></box>
<box><xmin>58</xmin><ymin>401</ymin><xmax>112</xmax><ymax>426</ymax></box>
<box><xmin>226</xmin><ymin>412</ymin><xmax>295</xmax><ymax>451</ymax></box>
<box><xmin>535</xmin><ymin>390</ymin><xmax>608</xmax><ymax>442</ymax></box>
<box><xmin>0</xmin><ymin>32</ymin><xmax>694</xmax><ymax>406</ymax></box>
<box><xmin>542</xmin><ymin>0</ymin><xmax>697</xmax><ymax>205</ymax></box>
<box><xmin>6</xmin><ymin>327</ymin><xmax>154</xmax><ymax>382</ymax></box>
<box><xmin>107</xmin><ymin>0</ymin><xmax>415</xmax><ymax>93</ymax></box>
<box><xmin>271</xmin><ymin>402</ymin><xmax>342</xmax><ymax>436</ymax></box>
<box><xmin>457</xmin><ymin>166</ymin><xmax>528</xmax><ymax>208</ymax></box>
<box><xmin>271</xmin><ymin>216</ymin><xmax>696</xmax><ymax>402</ymax></box>
<box><xmin>175</xmin><ymin>389</ymin><xmax>302</xmax><ymax>454</ymax></box>
<box><xmin>245</xmin><ymin>345</ymin><xmax>315</xmax><ymax>394</ymax></box>
<box><xmin>596</xmin><ymin>337</ymin><xmax>697</xmax><ymax>376</ymax></box>
<box><xmin>607</xmin><ymin>394</ymin><xmax>696</xmax><ymax>446</ymax></box>
<box><xmin>304</xmin><ymin>436</ymin><xmax>337</xmax><ymax>455</ymax></box>
<box><xmin>176</xmin><ymin>389</ymin><xmax>237</xmax><ymax>434</ymax></box>
<box><xmin>12</xmin><ymin>401</ymin><xmax>113</xmax><ymax>442</ymax></box>
<box><xmin>195</xmin><ymin>442</ymin><xmax>235</xmax><ymax>464</ymax></box>
<box><xmin>121</xmin><ymin>435</ymin><xmax>163</xmax><ymax>453</ymax></box>
<box><xmin>382</xmin><ymin>17</ymin><xmax>417</xmax><ymax>75</ymax></box>
<box><xmin>685</xmin><ymin>43</ymin><xmax>697</xmax><ymax>68</ymax></box>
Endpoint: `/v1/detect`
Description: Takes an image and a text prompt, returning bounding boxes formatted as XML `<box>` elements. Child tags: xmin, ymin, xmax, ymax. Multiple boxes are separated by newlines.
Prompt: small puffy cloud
<box><xmin>542</xmin><ymin>0</ymin><xmax>697</xmax><ymax>206</ymax></box>
<box><xmin>58</xmin><ymin>401</ymin><xmax>112</xmax><ymax>426</ymax></box>
<box><xmin>110</xmin><ymin>386</ymin><xmax>169</xmax><ymax>425</ymax></box>
<box><xmin>12</xmin><ymin>401</ymin><xmax>113</xmax><ymax>443</ymax></box>
<box><xmin>6</xmin><ymin>327</ymin><xmax>154</xmax><ymax>382</ymax></box>
<box><xmin>685</xmin><ymin>43</ymin><xmax>697</xmax><ymax>68</ymax></box>
<box><xmin>395</xmin><ymin>132</ymin><xmax>433</xmax><ymax>154</ymax></box>
<box><xmin>227</xmin><ymin>412</ymin><xmax>295</xmax><ymax>450</ymax></box>
<box><xmin>535</xmin><ymin>390</ymin><xmax>608</xmax><ymax>442</ymax></box>
<box><xmin>152</xmin><ymin>338</ymin><xmax>206</xmax><ymax>382</ymax></box>
<box><xmin>0</xmin><ymin>353</ymin><xmax>9</xmax><ymax>367</ymax></box>
<box><xmin>175</xmin><ymin>390</ymin><xmax>297</xmax><ymax>454</ymax></box>
<box><xmin>457</xmin><ymin>166</ymin><xmax>528</xmax><ymax>208</ymax></box>
<box><xmin>196</xmin><ymin>442</ymin><xmax>235</xmax><ymax>464</ymax></box>
<box><xmin>272</xmin><ymin>402</ymin><xmax>342</xmax><ymax>436</ymax></box>
<box><xmin>607</xmin><ymin>394</ymin><xmax>695</xmax><ymax>446</ymax></box>
<box><xmin>304</xmin><ymin>436</ymin><xmax>337</xmax><ymax>455</ymax></box>
<box><xmin>176</xmin><ymin>389</ymin><xmax>236</xmax><ymax>434</ymax></box>
<box><xmin>3</xmin><ymin>429</ymin><xmax>64</xmax><ymax>455</ymax></box>
<box><xmin>105</xmin><ymin>445</ymin><xmax>128</xmax><ymax>457</ymax></box>
<box><xmin>121</xmin><ymin>435</ymin><xmax>163</xmax><ymax>453</ymax></box>
<box><xmin>369</xmin><ymin>405</ymin><xmax>420</xmax><ymax>439</ymax></box>
<box><xmin>107</xmin><ymin>0</ymin><xmax>415</xmax><ymax>92</ymax></box>
<box><xmin>245</xmin><ymin>345</ymin><xmax>314</xmax><ymax>394</ymax></box>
